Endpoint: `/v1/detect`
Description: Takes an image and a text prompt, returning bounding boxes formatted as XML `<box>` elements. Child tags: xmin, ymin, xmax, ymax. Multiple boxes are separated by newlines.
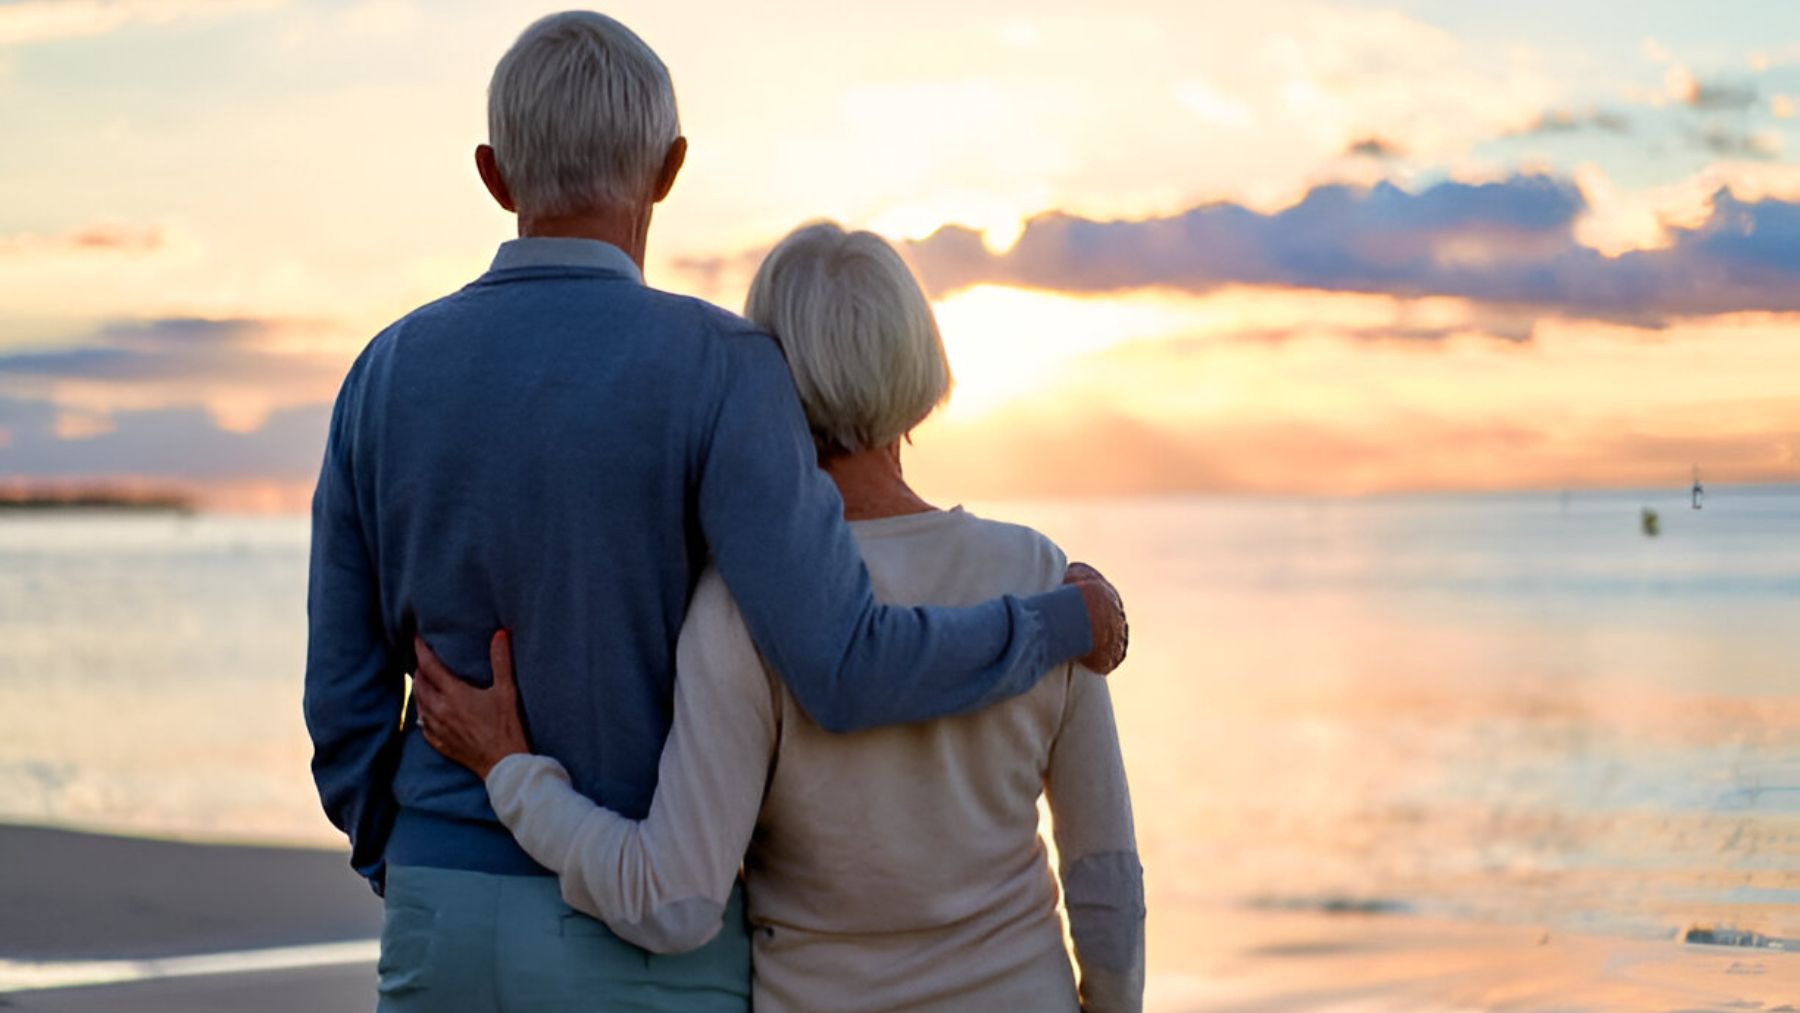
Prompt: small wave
<box><xmin>1245</xmin><ymin>894</ymin><xmax>1413</xmax><ymax>916</ymax></box>
<box><xmin>1682</xmin><ymin>926</ymin><xmax>1794</xmax><ymax>950</ymax></box>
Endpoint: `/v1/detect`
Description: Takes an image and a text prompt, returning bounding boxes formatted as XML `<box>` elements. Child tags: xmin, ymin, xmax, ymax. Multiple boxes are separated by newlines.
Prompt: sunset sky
<box><xmin>1</xmin><ymin>0</ymin><xmax>1797</xmax><ymax>508</ymax></box>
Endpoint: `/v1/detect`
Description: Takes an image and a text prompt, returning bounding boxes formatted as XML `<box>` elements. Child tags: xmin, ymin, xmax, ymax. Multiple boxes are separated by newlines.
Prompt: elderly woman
<box><xmin>414</xmin><ymin>223</ymin><xmax>1145</xmax><ymax>1012</ymax></box>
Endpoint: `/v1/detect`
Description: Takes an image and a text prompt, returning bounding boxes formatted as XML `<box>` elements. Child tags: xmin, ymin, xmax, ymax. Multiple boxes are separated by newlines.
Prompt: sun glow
<box><xmin>930</xmin><ymin>285</ymin><xmax>1230</xmax><ymax>420</ymax></box>
<box><xmin>926</xmin><ymin>284</ymin><xmax>1546</xmax><ymax>422</ymax></box>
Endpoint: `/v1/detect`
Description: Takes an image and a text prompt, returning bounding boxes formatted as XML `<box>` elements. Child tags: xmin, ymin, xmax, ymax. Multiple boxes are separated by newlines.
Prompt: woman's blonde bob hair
<box><xmin>745</xmin><ymin>222</ymin><xmax>953</xmax><ymax>456</ymax></box>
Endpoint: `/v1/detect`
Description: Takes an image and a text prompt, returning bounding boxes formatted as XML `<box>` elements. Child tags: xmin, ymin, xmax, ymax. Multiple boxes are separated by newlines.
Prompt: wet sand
<box><xmin>1150</xmin><ymin>905</ymin><xmax>1800</xmax><ymax>1011</ymax></box>
<box><xmin>0</xmin><ymin>823</ymin><xmax>380</xmax><ymax>962</ymax></box>
<box><xmin>2</xmin><ymin>963</ymin><xmax>377</xmax><ymax>1012</ymax></box>
<box><xmin>2</xmin><ymin>822</ymin><xmax>1794</xmax><ymax>1011</ymax></box>
<box><xmin>0</xmin><ymin>822</ymin><xmax>380</xmax><ymax>1008</ymax></box>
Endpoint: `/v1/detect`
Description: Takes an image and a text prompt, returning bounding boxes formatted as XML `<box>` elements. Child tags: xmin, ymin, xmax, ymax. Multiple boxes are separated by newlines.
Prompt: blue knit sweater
<box><xmin>303</xmin><ymin>238</ymin><xmax>1091</xmax><ymax>889</ymax></box>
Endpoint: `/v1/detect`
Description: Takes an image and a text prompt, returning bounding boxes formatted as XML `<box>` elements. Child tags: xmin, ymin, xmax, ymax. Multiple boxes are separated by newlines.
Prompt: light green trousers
<box><xmin>376</xmin><ymin>865</ymin><xmax>751</xmax><ymax>1013</ymax></box>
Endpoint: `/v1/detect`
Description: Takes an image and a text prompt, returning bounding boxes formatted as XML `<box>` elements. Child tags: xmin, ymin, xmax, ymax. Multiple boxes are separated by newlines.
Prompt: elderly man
<box><xmin>304</xmin><ymin>9</ymin><xmax>1127</xmax><ymax>1010</ymax></box>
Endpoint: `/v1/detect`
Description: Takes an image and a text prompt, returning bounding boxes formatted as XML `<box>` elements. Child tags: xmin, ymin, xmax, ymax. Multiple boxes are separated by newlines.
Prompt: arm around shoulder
<box><xmin>693</xmin><ymin>335</ymin><xmax>1093</xmax><ymax>732</ymax></box>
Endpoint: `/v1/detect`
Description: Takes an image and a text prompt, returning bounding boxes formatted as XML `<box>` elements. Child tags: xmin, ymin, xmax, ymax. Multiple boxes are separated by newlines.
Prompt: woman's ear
<box><xmin>475</xmin><ymin>144</ymin><xmax>516</xmax><ymax>212</ymax></box>
<box><xmin>652</xmin><ymin>137</ymin><xmax>687</xmax><ymax>204</ymax></box>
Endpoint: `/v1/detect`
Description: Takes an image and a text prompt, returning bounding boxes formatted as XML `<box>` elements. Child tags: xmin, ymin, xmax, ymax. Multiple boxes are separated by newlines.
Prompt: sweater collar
<box><xmin>489</xmin><ymin>237</ymin><xmax>642</xmax><ymax>283</ymax></box>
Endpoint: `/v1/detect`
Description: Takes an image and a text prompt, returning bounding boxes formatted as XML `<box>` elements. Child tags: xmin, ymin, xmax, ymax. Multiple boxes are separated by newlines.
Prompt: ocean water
<box><xmin>2</xmin><ymin>486</ymin><xmax>1795</xmax><ymax>948</ymax></box>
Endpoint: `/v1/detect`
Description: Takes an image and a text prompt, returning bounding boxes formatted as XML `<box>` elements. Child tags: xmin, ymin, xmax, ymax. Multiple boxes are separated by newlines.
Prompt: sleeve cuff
<box><xmin>1028</xmin><ymin>583</ymin><xmax>1093</xmax><ymax>664</ymax></box>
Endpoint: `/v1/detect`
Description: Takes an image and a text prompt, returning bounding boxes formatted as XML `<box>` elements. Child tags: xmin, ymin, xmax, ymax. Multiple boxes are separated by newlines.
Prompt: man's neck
<box><xmin>517</xmin><ymin>202</ymin><xmax>653</xmax><ymax>271</ymax></box>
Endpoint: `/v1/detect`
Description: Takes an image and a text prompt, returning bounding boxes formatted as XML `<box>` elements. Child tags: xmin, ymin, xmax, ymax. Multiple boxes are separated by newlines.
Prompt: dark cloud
<box><xmin>0</xmin><ymin>393</ymin><xmax>329</xmax><ymax>481</ymax></box>
<box><xmin>1346</xmin><ymin>135</ymin><xmax>1405</xmax><ymax>159</ymax></box>
<box><xmin>0</xmin><ymin>316</ymin><xmax>345</xmax><ymax>386</ymax></box>
<box><xmin>1229</xmin><ymin>314</ymin><xmax>1537</xmax><ymax>345</ymax></box>
<box><xmin>1511</xmin><ymin>108</ymin><xmax>1631</xmax><ymax>136</ymax></box>
<box><xmin>1688</xmin><ymin>80</ymin><xmax>1759</xmax><ymax>112</ymax></box>
<box><xmin>900</xmin><ymin>176</ymin><xmax>1800</xmax><ymax>326</ymax></box>
<box><xmin>908</xmin><ymin>173</ymin><xmax>1582</xmax><ymax>298</ymax></box>
<box><xmin>1691</xmin><ymin>123</ymin><xmax>1781</xmax><ymax>160</ymax></box>
<box><xmin>0</xmin><ymin>316</ymin><xmax>349</xmax><ymax>489</ymax></box>
<box><xmin>0</xmin><ymin>394</ymin><xmax>56</xmax><ymax>437</ymax></box>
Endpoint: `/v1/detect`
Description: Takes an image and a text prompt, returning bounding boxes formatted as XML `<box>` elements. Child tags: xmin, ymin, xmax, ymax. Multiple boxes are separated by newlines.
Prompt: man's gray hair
<box><xmin>746</xmin><ymin>223</ymin><xmax>953</xmax><ymax>456</ymax></box>
<box><xmin>487</xmin><ymin>11</ymin><xmax>680</xmax><ymax>217</ymax></box>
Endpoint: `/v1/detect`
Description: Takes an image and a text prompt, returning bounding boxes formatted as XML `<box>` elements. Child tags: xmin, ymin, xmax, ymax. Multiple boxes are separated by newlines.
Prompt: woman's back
<box><xmin>733</xmin><ymin>508</ymin><xmax>1131</xmax><ymax>1011</ymax></box>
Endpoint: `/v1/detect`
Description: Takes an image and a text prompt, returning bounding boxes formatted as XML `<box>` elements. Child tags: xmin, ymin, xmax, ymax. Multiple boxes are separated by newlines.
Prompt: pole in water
<box><xmin>1691</xmin><ymin>466</ymin><xmax>1704</xmax><ymax>510</ymax></box>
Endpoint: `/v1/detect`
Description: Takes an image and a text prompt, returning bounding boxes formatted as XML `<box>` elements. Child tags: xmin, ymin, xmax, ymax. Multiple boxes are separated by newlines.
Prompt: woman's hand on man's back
<box><xmin>413</xmin><ymin>630</ymin><xmax>533</xmax><ymax>780</ymax></box>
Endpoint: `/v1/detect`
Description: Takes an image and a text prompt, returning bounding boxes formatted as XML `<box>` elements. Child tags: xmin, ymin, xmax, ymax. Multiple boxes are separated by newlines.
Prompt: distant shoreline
<box><xmin>0</xmin><ymin>492</ymin><xmax>195</xmax><ymax>514</ymax></box>
<box><xmin>3</xmin><ymin>481</ymin><xmax>1795</xmax><ymax>520</ymax></box>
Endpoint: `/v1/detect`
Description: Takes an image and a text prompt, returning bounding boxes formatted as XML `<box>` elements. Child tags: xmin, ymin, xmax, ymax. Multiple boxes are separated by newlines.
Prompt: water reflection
<box><xmin>1</xmin><ymin>489</ymin><xmax>1795</xmax><ymax>960</ymax></box>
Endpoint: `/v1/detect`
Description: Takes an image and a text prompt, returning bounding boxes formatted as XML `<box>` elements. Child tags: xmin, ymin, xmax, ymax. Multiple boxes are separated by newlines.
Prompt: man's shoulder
<box><xmin>639</xmin><ymin>286</ymin><xmax>765</xmax><ymax>340</ymax></box>
<box><xmin>351</xmin><ymin>288</ymin><xmax>471</xmax><ymax>367</ymax></box>
<box><xmin>637</xmin><ymin>288</ymin><xmax>788</xmax><ymax>374</ymax></box>
<box><xmin>354</xmin><ymin>281</ymin><xmax>775</xmax><ymax>371</ymax></box>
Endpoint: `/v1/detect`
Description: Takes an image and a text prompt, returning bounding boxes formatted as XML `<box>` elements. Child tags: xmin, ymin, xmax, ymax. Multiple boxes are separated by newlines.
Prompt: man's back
<box><xmin>313</xmin><ymin>239</ymin><xmax>759</xmax><ymax>874</ymax></box>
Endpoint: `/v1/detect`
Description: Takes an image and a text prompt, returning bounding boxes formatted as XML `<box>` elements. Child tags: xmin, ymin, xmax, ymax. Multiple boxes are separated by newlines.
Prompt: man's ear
<box><xmin>475</xmin><ymin>144</ymin><xmax>516</xmax><ymax>212</ymax></box>
<box><xmin>652</xmin><ymin>137</ymin><xmax>687</xmax><ymax>204</ymax></box>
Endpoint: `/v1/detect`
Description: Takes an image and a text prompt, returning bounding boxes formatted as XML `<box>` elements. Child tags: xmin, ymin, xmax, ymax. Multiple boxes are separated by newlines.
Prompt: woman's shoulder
<box><xmin>945</xmin><ymin>510</ymin><xmax>1069</xmax><ymax>595</ymax></box>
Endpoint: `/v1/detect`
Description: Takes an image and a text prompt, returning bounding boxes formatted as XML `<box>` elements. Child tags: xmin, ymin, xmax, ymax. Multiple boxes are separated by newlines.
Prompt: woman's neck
<box><xmin>821</xmin><ymin>443</ymin><xmax>937</xmax><ymax>522</ymax></box>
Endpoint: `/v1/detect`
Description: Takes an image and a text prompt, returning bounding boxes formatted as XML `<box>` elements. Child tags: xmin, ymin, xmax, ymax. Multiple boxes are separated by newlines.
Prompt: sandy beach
<box><xmin>2</xmin><ymin>822</ymin><xmax>1794</xmax><ymax>1011</ymax></box>
<box><xmin>2</xmin><ymin>964</ymin><xmax>377</xmax><ymax>1012</ymax></box>
<box><xmin>0</xmin><ymin>823</ymin><xmax>380</xmax><ymax>961</ymax></box>
<box><xmin>0</xmin><ymin>823</ymin><xmax>379</xmax><ymax>1009</ymax></box>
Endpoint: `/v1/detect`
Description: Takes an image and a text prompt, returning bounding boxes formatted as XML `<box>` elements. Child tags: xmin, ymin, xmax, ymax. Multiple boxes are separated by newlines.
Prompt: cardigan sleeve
<box><xmin>1046</xmin><ymin>666</ymin><xmax>1146</xmax><ymax>1013</ymax></box>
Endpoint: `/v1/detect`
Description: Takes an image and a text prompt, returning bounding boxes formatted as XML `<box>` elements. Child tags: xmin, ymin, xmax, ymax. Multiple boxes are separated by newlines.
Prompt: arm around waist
<box><xmin>484</xmin><ymin>573</ymin><xmax>777</xmax><ymax>953</ymax></box>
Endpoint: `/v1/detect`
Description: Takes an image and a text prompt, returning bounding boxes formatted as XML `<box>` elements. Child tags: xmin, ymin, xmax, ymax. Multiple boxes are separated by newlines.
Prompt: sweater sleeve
<box><xmin>484</xmin><ymin>572</ymin><xmax>776</xmax><ymax>953</ymax></box>
<box><xmin>1045</xmin><ymin>666</ymin><xmax>1146</xmax><ymax>1013</ymax></box>
<box><xmin>695</xmin><ymin>334</ymin><xmax>1091</xmax><ymax>734</ymax></box>
<box><xmin>303</xmin><ymin>353</ymin><xmax>405</xmax><ymax>893</ymax></box>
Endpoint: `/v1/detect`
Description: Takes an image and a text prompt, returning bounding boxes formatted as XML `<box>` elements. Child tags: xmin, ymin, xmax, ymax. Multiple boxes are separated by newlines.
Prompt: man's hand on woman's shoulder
<box><xmin>1065</xmin><ymin>562</ymin><xmax>1128</xmax><ymax>675</ymax></box>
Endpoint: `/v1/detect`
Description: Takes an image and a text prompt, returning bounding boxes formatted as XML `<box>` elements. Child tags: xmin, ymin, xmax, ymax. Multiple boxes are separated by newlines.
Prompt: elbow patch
<box><xmin>1064</xmin><ymin>850</ymin><xmax>1146</xmax><ymax>974</ymax></box>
